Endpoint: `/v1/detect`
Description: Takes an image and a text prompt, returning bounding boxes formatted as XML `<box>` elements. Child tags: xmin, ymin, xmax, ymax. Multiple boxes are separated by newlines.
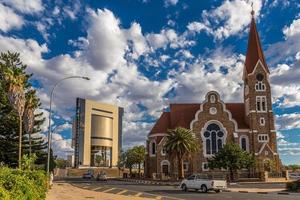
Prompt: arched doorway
<box><xmin>161</xmin><ymin>160</ymin><xmax>170</xmax><ymax>175</ymax></box>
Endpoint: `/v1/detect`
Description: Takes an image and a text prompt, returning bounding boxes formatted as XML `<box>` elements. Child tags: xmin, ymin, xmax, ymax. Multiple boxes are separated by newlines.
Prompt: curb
<box><xmin>117</xmin><ymin>178</ymin><xmax>180</xmax><ymax>186</ymax></box>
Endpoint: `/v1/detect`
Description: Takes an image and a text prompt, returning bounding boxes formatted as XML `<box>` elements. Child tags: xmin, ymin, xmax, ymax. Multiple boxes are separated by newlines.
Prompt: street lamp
<box><xmin>47</xmin><ymin>76</ymin><xmax>90</xmax><ymax>174</ymax></box>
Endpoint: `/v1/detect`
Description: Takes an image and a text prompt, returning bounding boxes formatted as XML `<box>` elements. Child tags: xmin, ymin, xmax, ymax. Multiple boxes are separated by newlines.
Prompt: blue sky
<box><xmin>0</xmin><ymin>0</ymin><xmax>300</xmax><ymax>165</ymax></box>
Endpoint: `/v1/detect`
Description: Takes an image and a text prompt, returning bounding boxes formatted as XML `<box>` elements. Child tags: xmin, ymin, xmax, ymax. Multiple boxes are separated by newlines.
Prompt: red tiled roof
<box><xmin>225</xmin><ymin>103</ymin><xmax>249</xmax><ymax>129</ymax></box>
<box><xmin>149</xmin><ymin>112</ymin><xmax>170</xmax><ymax>134</ymax></box>
<box><xmin>149</xmin><ymin>103</ymin><xmax>249</xmax><ymax>135</ymax></box>
<box><xmin>244</xmin><ymin>17</ymin><xmax>269</xmax><ymax>74</ymax></box>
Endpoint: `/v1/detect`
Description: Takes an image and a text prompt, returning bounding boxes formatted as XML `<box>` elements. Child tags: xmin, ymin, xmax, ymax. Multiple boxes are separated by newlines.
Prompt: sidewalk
<box><xmin>46</xmin><ymin>183</ymin><xmax>151</xmax><ymax>200</ymax></box>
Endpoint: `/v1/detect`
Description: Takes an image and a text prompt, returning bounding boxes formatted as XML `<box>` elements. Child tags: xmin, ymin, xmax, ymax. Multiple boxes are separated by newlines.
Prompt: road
<box><xmin>59</xmin><ymin>179</ymin><xmax>300</xmax><ymax>200</ymax></box>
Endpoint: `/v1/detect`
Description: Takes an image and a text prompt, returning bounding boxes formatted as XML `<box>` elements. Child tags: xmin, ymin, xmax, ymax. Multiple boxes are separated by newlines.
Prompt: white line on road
<box><xmin>102</xmin><ymin>188</ymin><xmax>116</xmax><ymax>193</ymax></box>
<box><xmin>134</xmin><ymin>192</ymin><xmax>143</xmax><ymax>197</ymax></box>
<box><xmin>92</xmin><ymin>186</ymin><xmax>102</xmax><ymax>191</ymax></box>
<box><xmin>116</xmin><ymin>190</ymin><xmax>128</xmax><ymax>195</ymax></box>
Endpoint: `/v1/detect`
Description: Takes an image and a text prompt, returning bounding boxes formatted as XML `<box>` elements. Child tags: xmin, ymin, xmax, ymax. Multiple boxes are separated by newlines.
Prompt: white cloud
<box><xmin>187</xmin><ymin>22</ymin><xmax>210</xmax><ymax>34</ymax></box>
<box><xmin>276</xmin><ymin>113</ymin><xmax>300</xmax><ymax>130</ymax></box>
<box><xmin>146</xmin><ymin>28</ymin><xmax>195</xmax><ymax>50</ymax></box>
<box><xmin>85</xmin><ymin>8</ymin><xmax>127</xmax><ymax>71</ymax></box>
<box><xmin>164</xmin><ymin>0</ymin><xmax>179</xmax><ymax>7</ymax></box>
<box><xmin>125</xmin><ymin>22</ymin><xmax>149</xmax><ymax>59</ymax></box>
<box><xmin>1</xmin><ymin>0</ymin><xmax>44</xmax><ymax>14</ymax></box>
<box><xmin>188</xmin><ymin>0</ymin><xmax>262</xmax><ymax>40</ymax></box>
<box><xmin>171</xmin><ymin>48</ymin><xmax>245</xmax><ymax>103</ymax></box>
<box><xmin>283</xmin><ymin>18</ymin><xmax>300</xmax><ymax>38</ymax></box>
<box><xmin>0</xmin><ymin>3</ymin><xmax>24</xmax><ymax>32</ymax></box>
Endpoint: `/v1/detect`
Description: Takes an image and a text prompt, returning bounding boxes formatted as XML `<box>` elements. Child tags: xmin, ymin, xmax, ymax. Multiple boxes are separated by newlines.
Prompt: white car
<box><xmin>289</xmin><ymin>173</ymin><xmax>300</xmax><ymax>180</ymax></box>
<box><xmin>180</xmin><ymin>174</ymin><xmax>227</xmax><ymax>193</ymax></box>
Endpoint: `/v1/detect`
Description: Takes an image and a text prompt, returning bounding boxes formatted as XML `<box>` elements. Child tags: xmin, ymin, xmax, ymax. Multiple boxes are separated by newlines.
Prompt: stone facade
<box><xmin>145</xmin><ymin>14</ymin><xmax>282</xmax><ymax>178</ymax></box>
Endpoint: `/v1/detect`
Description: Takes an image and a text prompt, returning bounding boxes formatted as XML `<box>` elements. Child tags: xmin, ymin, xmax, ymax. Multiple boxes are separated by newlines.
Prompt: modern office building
<box><xmin>72</xmin><ymin>98</ymin><xmax>123</xmax><ymax>168</ymax></box>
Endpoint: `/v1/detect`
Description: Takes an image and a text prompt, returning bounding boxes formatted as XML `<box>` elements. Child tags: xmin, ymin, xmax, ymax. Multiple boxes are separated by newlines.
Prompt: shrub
<box><xmin>0</xmin><ymin>186</ymin><xmax>10</xmax><ymax>200</ymax></box>
<box><xmin>286</xmin><ymin>180</ymin><xmax>300</xmax><ymax>191</ymax></box>
<box><xmin>0</xmin><ymin>167</ymin><xmax>48</xmax><ymax>200</ymax></box>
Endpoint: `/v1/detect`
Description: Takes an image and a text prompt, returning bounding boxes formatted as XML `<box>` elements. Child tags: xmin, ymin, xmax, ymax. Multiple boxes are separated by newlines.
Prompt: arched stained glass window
<box><xmin>203</xmin><ymin>123</ymin><xmax>225</xmax><ymax>155</ymax></box>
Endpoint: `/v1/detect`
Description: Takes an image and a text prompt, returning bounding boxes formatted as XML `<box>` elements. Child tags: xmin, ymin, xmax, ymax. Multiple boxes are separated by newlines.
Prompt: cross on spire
<box><xmin>251</xmin><ymin>2</ymin><xmax>255</xmax><ymax>17</ymax></box>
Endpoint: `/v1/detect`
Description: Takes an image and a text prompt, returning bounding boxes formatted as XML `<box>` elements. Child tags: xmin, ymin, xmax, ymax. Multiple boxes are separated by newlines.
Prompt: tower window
<box><xmin>258</xmin><ymin>134</ymin><xmax>269</xmax><ymax>142</ymax></box>
<box><xmin>256</xmin><ymin>96</ymin><xmax>267</xmax><ymax>112</ymax></box>
<box><xmin>260</xmin><ymin>117</ymin><xmax>265</xmax><ymax>126</ymax></box>
<box><xmin>255</xmin><ymin>82</ymin><xmax>266</xmax><ymax>91</ymax></box>
<box><xmin>256</xmin><ymin>73</ymin><xmax>264</xmax><ymax>81</ymax></box>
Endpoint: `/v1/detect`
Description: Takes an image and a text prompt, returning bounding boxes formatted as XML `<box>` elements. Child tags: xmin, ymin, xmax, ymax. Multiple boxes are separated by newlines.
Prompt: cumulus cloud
<box><xmin>171</xmin><ymin>47</ymin><xmax>245</xmax><ymax>103</ymax></box>
<box><xmin>276</xmin><ymin>113</ymin><xmax>300</xmax><ymax>130</ymax></box>
<box><xmin>283</xmin><ymin>18</ymin><xmax>300</xmax><ymax>38</ymax></box>
<box><xmin>1</xmin><ymin>0</ymin><xmax>44</xmax><ymax>14</ymax></box>
<box><xmin>0</xmin><ymin>3</ymin><xmax>24</xmax><ymax>32</ymax></box>
<box><xmin>187</xmin><ymin>0</ymin><xmax>262</xmax><ymax>40</ymax></box>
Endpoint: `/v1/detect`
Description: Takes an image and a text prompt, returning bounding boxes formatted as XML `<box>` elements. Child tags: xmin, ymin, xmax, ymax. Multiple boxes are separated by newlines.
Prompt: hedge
<box><xmin>0</xmin><ymin>167</ymin><xmax>48</xmax><ymax>200</ymax></box>
<box><xmin>286</xmin><ymin>179</ymin><xmax>300</xmax><ymax>192</ymax></box>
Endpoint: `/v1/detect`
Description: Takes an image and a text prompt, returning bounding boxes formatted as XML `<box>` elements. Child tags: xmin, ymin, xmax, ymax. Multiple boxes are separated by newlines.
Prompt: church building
<box><xmin>145</xmin><ymin>11</ymin><xmax>281</xmax><ymax>178</ymax></box>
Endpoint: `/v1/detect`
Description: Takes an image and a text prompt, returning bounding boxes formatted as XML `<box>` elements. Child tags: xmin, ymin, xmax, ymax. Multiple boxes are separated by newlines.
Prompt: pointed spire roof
<box><xmin>244</xmin><ymin>11</ymin><xmax>269</xmax><ymax>74</ymax></box>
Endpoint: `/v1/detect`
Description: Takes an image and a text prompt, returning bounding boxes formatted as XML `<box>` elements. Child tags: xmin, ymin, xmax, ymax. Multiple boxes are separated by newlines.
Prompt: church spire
<box><xmin>244</xmin><ymin>7</ymin><xmax>269</xmax><ymax>75</ymax></box>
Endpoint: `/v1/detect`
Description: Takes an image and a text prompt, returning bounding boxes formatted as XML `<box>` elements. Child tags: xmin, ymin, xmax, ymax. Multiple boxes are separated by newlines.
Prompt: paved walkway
<box><xmin>46</xmin><ymin>183</ymin><xmax>152</xmax><ymax>200</ymax></box>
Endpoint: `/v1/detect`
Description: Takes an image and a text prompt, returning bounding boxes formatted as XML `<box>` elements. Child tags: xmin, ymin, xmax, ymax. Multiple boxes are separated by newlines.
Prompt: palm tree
<box><xmin>164</xmin><ymin>127</ymin><xmax>199</xmax><ymax>179</ymax></box>
<box><xmin>24</xmin><ymin>90</ymin><xmax>39</xmax><ymax>156</ymax></box>
<box><xmin>2</xmin><ymin>67</ymin><xmax>26</xmax><ymax>168</ymax></box>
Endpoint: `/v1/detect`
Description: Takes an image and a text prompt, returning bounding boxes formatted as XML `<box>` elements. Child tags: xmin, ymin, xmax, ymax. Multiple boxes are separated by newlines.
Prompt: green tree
<box><xmin>208</xmin><ymin>143</ymin><xmax>255</xmax><ymax>181</ymax></box>
<box><xmin>124</xmin><ymin>149</ymin><xmax>136</xmax><ymax>175</ymax></box>
<box><xmin>131</xmin><ymin>145</ymin><xmax>145</xmax><ymax>175</ymax></box>
<box><xmin>0</xmin><ymin>52</ymin><xmax>26</xmax><ymax>168</ymax></box>
<box><xmin>286</xmin><ymin>164</ymin><xmax>300</xmax><ymax>172</ymax></box>
<box><xmin>24</xmin><ymin>90</ymin><xmax>39</xmax><ymax>156</ymax></box>
<box><xmin>95</xmin><ymin>155</ymin><xmax>103</xmax><ymax>167</ymax></box>
<box><xmin>55</xmin><ymin>158</ymin><xmax>68</xmax><ymax>169</ymax></box>
<box><xmin>164</xmin><ymin>127</ymin><xmax>199</xmax><ymax>179</ymax></box>
<box><xmin>0</xmin><ymin>51</ymin><xmax>47</xmax><ymax>168</ymax></box>
<box><xmin>117</xmin><ymin>150</ymin><xmax>126</xmax><ymax>177</ymax></box>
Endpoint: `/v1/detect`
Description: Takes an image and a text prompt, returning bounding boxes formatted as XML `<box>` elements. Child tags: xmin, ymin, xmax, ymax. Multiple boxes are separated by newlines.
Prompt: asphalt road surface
<box><xmin>61</xmin><ymin>179</ymin><xmax>300</xmax><ymax>200</ymax></box>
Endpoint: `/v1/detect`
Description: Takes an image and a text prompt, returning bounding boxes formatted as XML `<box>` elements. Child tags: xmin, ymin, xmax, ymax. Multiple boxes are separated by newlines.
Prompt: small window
<box><xmin>202</xmin><ymin>162</ymin><xmax>209</xmax><ymax>171</ymax></box>
<box><xmin>183</xmin><ymin>162</ymin><xmax>189</xmax><ymax>172</ymax></box>
<box><xmin>258</xmin><ymin>134</ymin><xmax>269</xmax><ymax>142</ymax></box>
<box><xmin>161</xmin><ymin>146</ymin><xmax>167</xmax><ymax>155</ymax></box>
<box><xmin>260</xmin><ymin>117</ymin><xmax>265</xmax><ymax>126</ymax></box>
<box><xmin>151</xmin><ymin>142</ymin><xmax>156</xmax><ymax>155</ymax></box>
<box><xmin>210</xmin><ymin>95</ymin><xmax>216</xmax><ymax>103</ymax></box>
<box><xmin>265</xmin><ymin>151</ymin><xmax>269</xmax><ymax>156</ymax></box>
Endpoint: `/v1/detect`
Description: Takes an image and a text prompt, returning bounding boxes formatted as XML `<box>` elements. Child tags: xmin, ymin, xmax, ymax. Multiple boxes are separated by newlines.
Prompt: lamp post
<box><xmin>47</xmin><ymin>76</ymin><xmax>90</xmax><ymax>174</ymax></box>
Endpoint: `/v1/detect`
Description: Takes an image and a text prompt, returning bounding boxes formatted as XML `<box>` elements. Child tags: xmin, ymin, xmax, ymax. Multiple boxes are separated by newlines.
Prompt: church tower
<box><xmin>243</xmin><ymin>10</ymin><xmax>280</xmax><ymax>172</ymax></box>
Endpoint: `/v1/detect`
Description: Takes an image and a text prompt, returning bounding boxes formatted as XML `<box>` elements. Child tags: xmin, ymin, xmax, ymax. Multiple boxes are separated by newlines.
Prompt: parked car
<box><xmin>289</xmin><ymin>173</ymin><xmax>300</xmax><ymax>180</ymax></box>
<box><xmin>96</xmin><ymin>171</ymin><xmax>108</xmax><ymax>181</ymax></box>
<box><xmin>179</xmin><ymin>174</ymin><xmax>227</xmax><ymax>193</ymax></box>
<box><xmin>82</xmin><ymin>170</ymin><xmax>94</xmax><ymax>179</ymax></box>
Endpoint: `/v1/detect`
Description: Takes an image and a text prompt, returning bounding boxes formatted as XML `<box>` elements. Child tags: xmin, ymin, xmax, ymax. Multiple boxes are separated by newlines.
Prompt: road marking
<box><xmin>116</xmin><ymin>190</ymin><xmax>128</xmax><ymax>195</ymax></box>
<box><xmin>134</xmin><ymin>192</ymin><xmax>142</xmax><ymax>197</ymax></box>
<box><xmin>92</xmin><ymin>187</ymin><xmax>102</xmax><ymax>191</ymax></box>
<box><xmin>155</xmin><ymin>196</ymin><xmax>162</xmax><ymax>200</ymax></box>
<box><xmin>102</xmin><ymin>188</ymin><xmax>116</xmax><ymax>193</ymax></box>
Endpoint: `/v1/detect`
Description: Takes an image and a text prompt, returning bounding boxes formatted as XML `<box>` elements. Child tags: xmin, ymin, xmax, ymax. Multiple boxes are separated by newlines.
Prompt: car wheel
<box><xmin>181</xmin><ymin>184</ymin><xmax>188</xmax><ymax>192</ymax></box>
<box><xmin>201</xmin><ymin>185</ymin><xmax>208</xmax><ymax>193</ymax></box>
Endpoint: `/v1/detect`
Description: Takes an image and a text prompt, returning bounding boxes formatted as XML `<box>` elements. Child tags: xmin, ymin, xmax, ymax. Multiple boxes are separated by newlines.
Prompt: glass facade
<box><xmin>91</xmin><ymin>146</ymin><xmax>112</xmax><ymax>167</ymax></box>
